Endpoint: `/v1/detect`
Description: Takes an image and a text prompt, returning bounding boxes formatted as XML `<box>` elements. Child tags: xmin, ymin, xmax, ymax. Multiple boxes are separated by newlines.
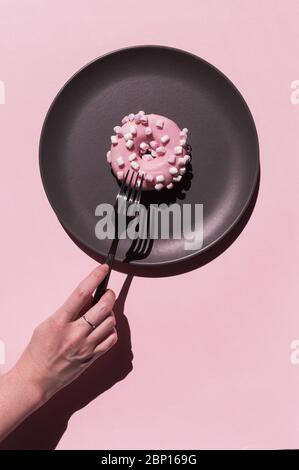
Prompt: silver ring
<box><xmin>82</xmin><ymin>314</ymin><xmax>96</xmax><ymax>330</ymax></box>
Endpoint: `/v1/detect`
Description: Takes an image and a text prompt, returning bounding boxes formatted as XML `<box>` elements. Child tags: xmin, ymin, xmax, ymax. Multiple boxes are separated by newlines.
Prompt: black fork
<box><xmin>92</xmin><ymin>170</ymin><xmax>144</xmax><ymax>305</ymax></box>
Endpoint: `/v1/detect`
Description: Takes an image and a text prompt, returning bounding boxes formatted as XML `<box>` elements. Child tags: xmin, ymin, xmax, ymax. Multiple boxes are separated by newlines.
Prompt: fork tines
<box><xmin>118</xmin><ymin>170</ymin><xmax>144</xmax><ymax>206</ymax></box>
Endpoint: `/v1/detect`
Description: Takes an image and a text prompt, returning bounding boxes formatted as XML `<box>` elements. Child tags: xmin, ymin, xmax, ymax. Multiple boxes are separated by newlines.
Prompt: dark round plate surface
<box><xmin>39</xmin><ymin>45</ymin><xmax>259</xmax><ymax>273</ymax></box>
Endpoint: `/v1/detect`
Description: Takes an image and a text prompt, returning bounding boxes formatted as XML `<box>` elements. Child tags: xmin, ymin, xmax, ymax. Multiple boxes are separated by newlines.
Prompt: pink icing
<box><xmin>108</xmin><ymin>112</ymin><xmax>189</xmax><ymax>191</ymax></box>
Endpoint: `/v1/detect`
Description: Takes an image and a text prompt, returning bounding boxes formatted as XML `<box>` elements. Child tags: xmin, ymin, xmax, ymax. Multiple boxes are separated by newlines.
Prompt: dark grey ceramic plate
<box><xmin>39</xmin><ymin>45</ymin><xmax>259</xmax><ymax>275</ymax></box>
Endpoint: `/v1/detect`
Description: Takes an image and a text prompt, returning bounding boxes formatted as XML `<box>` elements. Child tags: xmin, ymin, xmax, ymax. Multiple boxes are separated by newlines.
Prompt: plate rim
<box><xmin>39</xmin><ymin>44</ymin><xmax>260</xmax><ymax>268</ymax></box>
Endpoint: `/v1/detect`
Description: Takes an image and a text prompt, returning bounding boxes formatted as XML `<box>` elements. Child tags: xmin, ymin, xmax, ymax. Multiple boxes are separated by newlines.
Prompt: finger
<box><xmin>76</xmin><ymin>289</ymin><xmax>116</xmax><ymax>334</ymax></box>
<box><xmin>61</xmin><ymin>264</ymin><xmax>109</xmax><ymax>321</ymax></box>
<box><xmin>87</xmin><ymin>311</ymin><xmax>116</xmax><ymax>345</ymax></box>
<box><xmin>78</xmin><ymin>295</ymin><xmax>93</xmax><ymax>319</ymax></box>
<box><xmin>93</xmin><ymin>329</ymin><xmax>118</xmax><ymax>357</ymax></box>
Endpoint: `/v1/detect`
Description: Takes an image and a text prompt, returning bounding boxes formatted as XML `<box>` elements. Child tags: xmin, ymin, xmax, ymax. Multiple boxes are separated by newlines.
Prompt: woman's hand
<box><xmin>0</xmin><ymin>264</ymin><xmax>117</xmax><ymax>441</ymax></box>
<box><xmin>16</xmin><ymin>264</ymin><xmax>117</xmax><ymax>401</ymax></box>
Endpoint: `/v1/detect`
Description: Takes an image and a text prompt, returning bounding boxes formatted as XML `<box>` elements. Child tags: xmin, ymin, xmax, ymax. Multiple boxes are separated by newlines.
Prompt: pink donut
<box><xmin>107</xmin><ymin>111</ymin><xmax>190</xmax><ymax>191</ymax></box>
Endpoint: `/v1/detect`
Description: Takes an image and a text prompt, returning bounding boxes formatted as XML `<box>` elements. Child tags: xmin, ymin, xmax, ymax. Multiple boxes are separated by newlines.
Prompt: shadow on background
<box><xmin>0</xmin><ymin>275</ymin><xmax>134</xmax><ymax>450</ymax></box>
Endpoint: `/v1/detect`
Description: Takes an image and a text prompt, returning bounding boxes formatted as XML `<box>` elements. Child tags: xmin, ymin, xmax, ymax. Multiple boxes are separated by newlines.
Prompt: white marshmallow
<box><xmin>143</xmin><ymin>154</ymin><xmax>153</xmax><ymax>161</ymax></box>
<box><xmin>106</xmin><ymin>150</ymin><xmax>111</xmax><ymax>163</ymax></box>
<box><xmin>126</xmin><ymin>139</ymin><xmax>134</xmax><ymax>149</ymax></box>
<box><xmin>140</xmin><ymin>142</ymin><xmax>149</xmax><ymax>151</ymax></box>
<box><xmin>156</xmin><ymin>119</ymin><xmax>164</xmax><ymax>129</ymax></box>
<box><xmin>178</xmin><ymin>157</ymin><xmax>185</xmax><ymax>166</ymax></box>
<box><xmin>166</xmin><ymin>183</ymin><xmax>174</xmax><ymax>190</ymax></box>
<box><xmin>134</xmin><ymin>114</ymin><xmax>141</xmax><ymax>124</ymax></box>
<box><xmin>140</xmin><ymin>115</ymin><xmax>148</xmax><ymax>125</ymax></box>
<box><xmin>122</xmin><ymin>116</ymin><xmax>129</xmax><ymax>124</ymax></box>
<box><xmin>169</xmin><ymin>167</ymin><xmax>178</xmax><ymax>175</ymax></box>
<box><xmin>156</xmin><ymin>146</ymin><xmax>166</xmax><ymax>155</ymax></box>
<box><xmin>156</xmin><ymin>175</ymin><xmax>165</xmax><ymax>183</ymax></box>
<box><xmin>180</xmin><ymin>128</ymin><xmax>188</xmax><ymax>136</ymax></box>
<box><xmin>145</xmin><ymin>127</ymin><xmax>152</xmax><ymax>136</ymax></box>
<box><xmin>173</xmin><ymin>175</ymin><xmax>182</xmax><ymax>182</ymax></box>
<box><xmin>180</xmin><ymin>137</ymin><xmax>187</xmax><ymax>146</ymax></box>
<box><xmin>131</xmin><ymin>160</ymin><xmax>140</xmax><ymax>170</ymax></box>
<box><xmin>138</xmin><ymin>169</ymin><xmax>146</xmax><ymax>177</ymax></box>
<box><xmin>138</xmin><ymin>110</ymin><xmax>145</xmax><ymax>115</ymax></box>
<box><xmin>129</xmin><ymin>152</ymin><xmax>137</xmax><ymax>161</ymax></box>
<box><xmin>151</xmin><ymin>150</ymin><xmax>157</xmax><ymax>158</ymax></box>
<box><xmin>129</xmin><ymin>124</ymin><xmax>137</xmax><ymax>135</ymax></box>
<box><xmin>124</xmin><ymin>132</ymin><xmax>133</xmax><ymax>141</ymax></box>
<box><xmin>128</xmin><ymin>113</ymin><xmax>135</xmax><ymax>121</ymax></box>
<box><xmin>111</xmin><ymin>135</ymin><xmax>118</xmax><ymax>145</ymax></box>
<box><xmin>167</xmin><ymin>155</ymin><xmax>176</xmax><ymax>164</ymax></box>
<box><xmin>184</xmin><ymin>154</ymin><xmax>191</xmax><ymax>163</ymax></box>
<box><xmin>145</xmin><ymin>173</ymin><xmax>154</xmax><ymax>182</ymax></box>
<box><xmin>117</xmin><ymin>170</ymin><xmax>124</xmax><ymax>180</ymax></box>
<box><xmin>113</xmin><ymin>126</ymin><xmax>123</xmax><ymax>136</ymax></box>
<box><xmin>161</xmin><ymin>134</ymin><xmax>170</xmax><ymax>144</ymax></box>
<box><xmin>174</xmin><ymin>146</ymin><xmax>183</xmax><ymax>155</ymax></box>
<box><xmin>155</xmin><ymin>183</ymin><xmax>164</xmax><ymax>191</ymax></box>
<box><xmin>179</xmin><ymin>167</ymin><xmax>186</xmax><ymax>175</ymax></box>
<box><xmin>150</xmin><ymin>140</ymin><xmax>158</xmax><ymax>149</ymax></box>
<box><xmin>116</xmin><ymin>156</ymin><xmax>125</xmax><ymax>167</ymax></box>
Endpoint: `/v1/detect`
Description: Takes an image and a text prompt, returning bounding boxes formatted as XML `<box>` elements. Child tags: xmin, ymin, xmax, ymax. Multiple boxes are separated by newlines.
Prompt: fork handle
<box><xmin>92</xmin><ymin>269</ymin><xmax>111</xmax><ymax>305</ymax></box>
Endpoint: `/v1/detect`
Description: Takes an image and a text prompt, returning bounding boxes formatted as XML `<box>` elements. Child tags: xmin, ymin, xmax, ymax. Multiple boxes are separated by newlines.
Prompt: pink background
<box><xmin>1</xmin><ymin>0</ymin><xmax>299</xmax><ymax>450</ymax></box>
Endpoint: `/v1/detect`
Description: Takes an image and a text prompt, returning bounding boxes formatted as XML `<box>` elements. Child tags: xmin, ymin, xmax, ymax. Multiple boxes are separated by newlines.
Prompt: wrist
<box><xmin>0</xmin><ymin>366</ymin><xmax>48</xmax><ymax>441</ymax></box>
<box><xmin>12</xmin><ymin>356</ymin><xmax>51</xmax><ymax>407</ymax></box>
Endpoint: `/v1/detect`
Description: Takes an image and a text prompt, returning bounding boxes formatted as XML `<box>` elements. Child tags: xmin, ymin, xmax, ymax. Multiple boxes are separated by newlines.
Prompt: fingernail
<box><xmin>95</xmin><ymin>264</ymin><xmax>108</xmax><ymax>275</ymax></box>
<box><xmin>96</xmin><ymin>263</ymin><xmax>108</xmax><ymax>272</ymax></box>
